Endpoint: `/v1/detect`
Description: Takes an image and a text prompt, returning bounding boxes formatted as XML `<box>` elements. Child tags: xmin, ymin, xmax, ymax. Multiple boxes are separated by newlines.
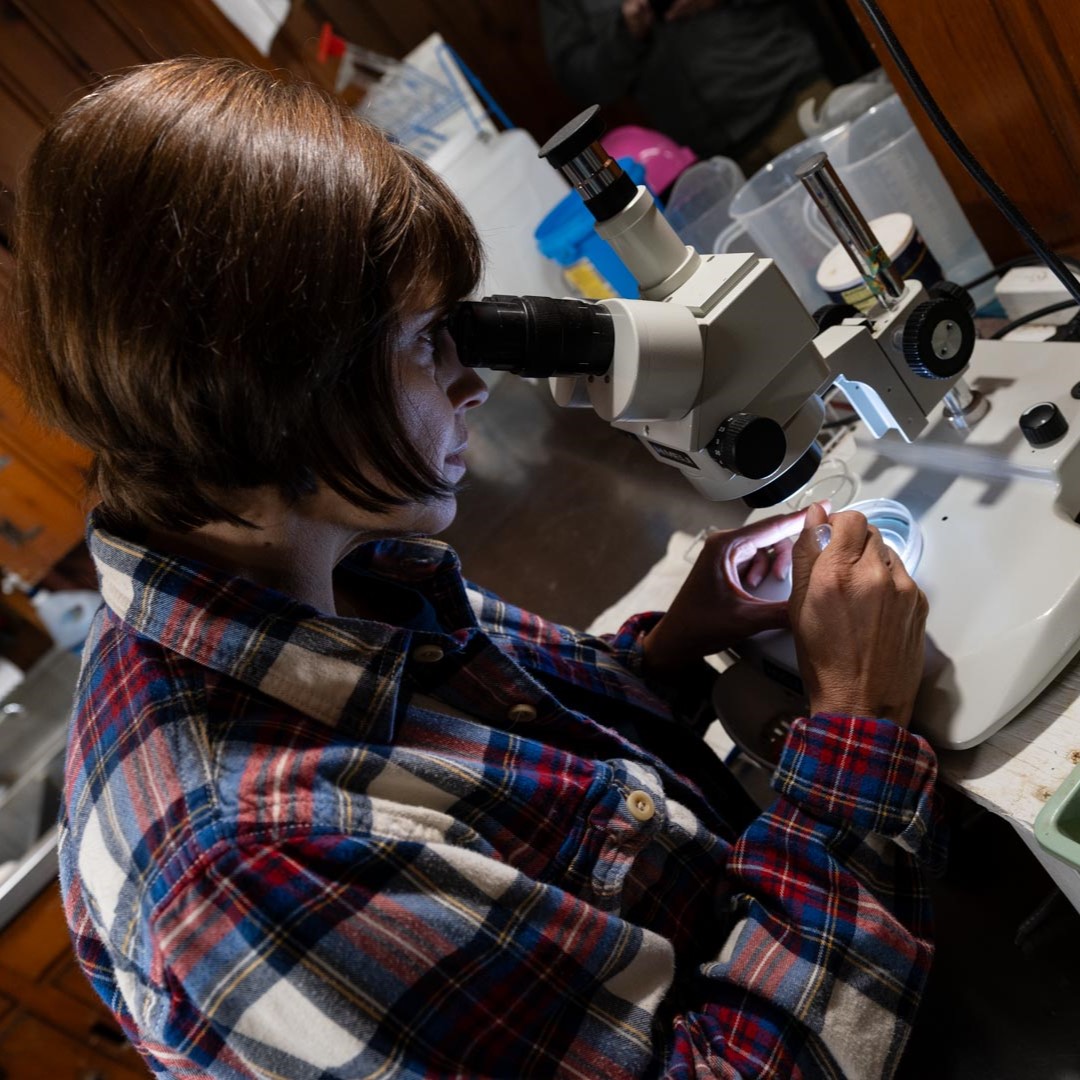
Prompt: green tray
<box><xmin>1034</xmin><ymin>763</ymin><xmax>1080</xmax><ymax>870</ymax></box>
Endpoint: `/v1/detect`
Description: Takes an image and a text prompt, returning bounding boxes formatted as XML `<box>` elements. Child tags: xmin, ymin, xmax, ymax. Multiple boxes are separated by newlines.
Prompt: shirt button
<box><xmin>507</xmin><ymin>703</ymin><xmax>537</xmax><ymax>723</ymax></box>
<box><xmin>626</xmin><ymin>790</ymin><xmax>655</xmax><ymax>822</ymax></box>
<box><xmin>411</xmin><ymin>644</ymin><xmax>445</xmax><ymax>664</ymax></box>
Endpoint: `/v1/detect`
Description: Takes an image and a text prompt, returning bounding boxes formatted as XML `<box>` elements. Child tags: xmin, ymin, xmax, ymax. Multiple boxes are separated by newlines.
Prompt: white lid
<box><xmin>816</xmin><ymin>212</ymin><xmax>915</xmax><ymax>291</ymax></box>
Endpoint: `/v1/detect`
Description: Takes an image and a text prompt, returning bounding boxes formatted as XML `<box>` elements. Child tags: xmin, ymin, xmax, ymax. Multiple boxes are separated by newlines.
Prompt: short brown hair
<box><xmin>7</xmin><ymin>57</ymin><xmax>482</xmax><ymax>530</ymax></box>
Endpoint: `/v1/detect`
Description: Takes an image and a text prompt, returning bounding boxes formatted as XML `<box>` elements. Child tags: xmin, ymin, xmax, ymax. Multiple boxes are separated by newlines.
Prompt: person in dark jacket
<box><xmin>541</xmin><ymin>0</ymin><xmax>831</xmax><ymax>174</ymax></box>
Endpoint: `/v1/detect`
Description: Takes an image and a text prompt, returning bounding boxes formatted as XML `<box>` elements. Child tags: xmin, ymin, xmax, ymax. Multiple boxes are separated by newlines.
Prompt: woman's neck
<box><xmin>145</xmin><ymin>491</ymin><xmax>364</xmax><ymax>616</ymax></box>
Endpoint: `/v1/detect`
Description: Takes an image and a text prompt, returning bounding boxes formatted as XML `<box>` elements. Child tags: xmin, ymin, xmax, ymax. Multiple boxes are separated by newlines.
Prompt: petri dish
<box><xmin>742</xmin><ymin>496</ymin><xmax>923</xmax><ymax>603</ymax></box>
<box><xmin>846</xmin><ymin>497</ymin><xmax>923</xmax><ymax>576</ymax></box>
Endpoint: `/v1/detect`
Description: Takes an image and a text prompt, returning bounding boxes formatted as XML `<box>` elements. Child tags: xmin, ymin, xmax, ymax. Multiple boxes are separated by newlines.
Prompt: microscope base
<box><xmin>729</xmin><ymin>339</ymin><xmax>1080</xmax><ymax>750</ymax></box>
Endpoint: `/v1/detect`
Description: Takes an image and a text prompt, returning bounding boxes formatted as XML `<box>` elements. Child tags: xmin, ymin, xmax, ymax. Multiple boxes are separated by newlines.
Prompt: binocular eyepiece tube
<box><xmin>448</xmin><ymin>295</ymin><xmax>615</xmax><ymax>379</ymax></box>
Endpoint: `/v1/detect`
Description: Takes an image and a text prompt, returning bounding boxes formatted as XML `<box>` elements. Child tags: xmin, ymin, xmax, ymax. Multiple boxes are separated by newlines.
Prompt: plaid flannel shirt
<box><xmin>59</xmin><ymin>515</ymin><xmax>944</xmax><ymax>1078</ymax></box>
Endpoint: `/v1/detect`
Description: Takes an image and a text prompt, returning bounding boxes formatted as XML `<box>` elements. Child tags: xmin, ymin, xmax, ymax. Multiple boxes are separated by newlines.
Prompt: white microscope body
<box><xmin>549</xmin><ymin>179</ymin><xmax>967</xmax><ymax>504</ymax></box>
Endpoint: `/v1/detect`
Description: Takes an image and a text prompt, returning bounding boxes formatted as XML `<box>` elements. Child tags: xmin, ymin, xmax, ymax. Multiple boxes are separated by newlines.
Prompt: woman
<box><xmin>9</xmin><ymin>57</ymin><xmax>937</xmax><ymax>1078</ymax></box>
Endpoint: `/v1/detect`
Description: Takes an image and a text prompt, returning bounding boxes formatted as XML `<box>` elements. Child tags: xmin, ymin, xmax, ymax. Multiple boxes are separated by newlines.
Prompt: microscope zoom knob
<box><xmin>902</xmin><ymin>297</ymin><xmax>976</xmax><ymax>379</ymax></box>
<box><xmin>707</xmin><ymin>413</ymin><xmax>786</xmax><ymax>480</ymax></box>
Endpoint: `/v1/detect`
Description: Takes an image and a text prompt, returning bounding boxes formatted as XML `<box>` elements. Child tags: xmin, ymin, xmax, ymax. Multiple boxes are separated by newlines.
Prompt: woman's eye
<box><xmin>417</xmin><ymin>320</ymin><xmax>448</xmax><ymax>362</ymax></box>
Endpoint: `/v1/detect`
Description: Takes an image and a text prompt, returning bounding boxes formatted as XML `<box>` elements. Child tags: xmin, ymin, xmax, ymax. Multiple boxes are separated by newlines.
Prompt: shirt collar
<box><xmin>86</xmin><ymin>512</ymin><xmax>478</xmax><ymax>733</ymax></box>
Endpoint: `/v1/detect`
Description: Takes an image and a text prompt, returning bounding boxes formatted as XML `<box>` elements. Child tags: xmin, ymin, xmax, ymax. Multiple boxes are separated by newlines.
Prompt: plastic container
<box><xmin>664</xmin><ymin>157</ymin><xmax>745</xmax><ymax>254</ymax></box>
<box><xmin>1035</xmin><ymin>763</ymin><xmax>1080</xmax><ymax>871</ymax></box>
<box><xmin>798</xmin><ymin>69</ymin><xmax>893</xmax><ymax>137</ymax></box>
<box><xmin>30</xmin><ymin>589</ymin><xmax>101</xmax><ymax>653</ymax></box>
<box><xmin>429</xmin><ymin>128</ymin><xmax>570</xmax><ymax>299</ymax></box>
<box><xmin>603</xmin><ymin>125</ymin><xmax>697</xmax><ymax>195</ymax></box>
<box><xmin>534</xmin><ymin>158</ymin><xmax>649</xmax><ymax>300</ymax></box>
<box><xmin>830</xmin><ymin>94</ymin><xmax>994</xmax><ymax>307</ymax></box>
<box><xmin>816</xmin><ymin>212</ymin><xmax>943</xmax><ymax>313</ymax></box>
<box><xmin>714</xmin><ymin>125</ymin><xmax>853</xmax><ymax>311</ymax></box>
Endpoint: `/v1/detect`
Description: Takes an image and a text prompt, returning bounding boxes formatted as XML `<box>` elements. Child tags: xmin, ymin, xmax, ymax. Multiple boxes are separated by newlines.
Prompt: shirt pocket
<box><xmin>567</xmin><ymin>759</ymin><xmax>667</xmax><ymax>913</ymax></box>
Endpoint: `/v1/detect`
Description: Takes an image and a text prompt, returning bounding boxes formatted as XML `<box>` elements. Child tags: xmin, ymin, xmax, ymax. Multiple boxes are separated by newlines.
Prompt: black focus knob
<box><xmin>902</xmin><ymin>297</ymin><xmax>976</xmax><ymax>379</ymax></box>
<box><xmin>1020</xmin><ymin>402</ymin><xmax>1068</xmax><ymax>447</ymax></box>
<box><xmin>707</xmin><ymin>413</ymin><xmax>786</xmax><ymax>480</ymax></box>
<box><xmin>929</xmin><ymin>280</ymin><xmax>977</xmax><ymax>318</ymax></box>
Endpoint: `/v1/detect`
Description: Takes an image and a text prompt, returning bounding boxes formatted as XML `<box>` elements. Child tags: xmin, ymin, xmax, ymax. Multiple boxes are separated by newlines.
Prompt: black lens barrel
<box><xmin>448</xmin><ymin>295</ymin><xmax>615</xmax><ymax>378</ymax></box>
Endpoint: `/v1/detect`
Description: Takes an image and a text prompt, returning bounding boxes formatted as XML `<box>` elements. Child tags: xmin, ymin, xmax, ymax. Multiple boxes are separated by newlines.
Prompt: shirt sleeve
<box><xmin>584</xmin><ymin>610</ymin><xmax>719</xmax><ymax>725</ymax></box>
<box><xmin>540</xmin><ymin>0</ymin><xmax>651</xmax><ymax>104</ymax></box>
<box><xmin>150</xmin><ymin>716</ymin><xmax>941</xmax><ymax>1078</ymax></box>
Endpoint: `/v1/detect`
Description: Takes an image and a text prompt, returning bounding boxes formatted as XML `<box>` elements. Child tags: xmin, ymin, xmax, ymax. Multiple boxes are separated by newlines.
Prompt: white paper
<box><xmin>211</xmin><ymin>0</ymin><xmax>290</xmax><ymax>56</ymax></box>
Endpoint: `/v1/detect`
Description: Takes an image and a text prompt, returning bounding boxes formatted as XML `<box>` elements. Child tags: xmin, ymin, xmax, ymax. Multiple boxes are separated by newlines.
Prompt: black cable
<box><xmin>1052</xmin><ymin>311</ymin><xmax>1080</xmax><ymax>343</ymax></box>
<box><xmin>990</xmin><ymin>301</ymin><xmax>1078</xmax><ymax>340</ymax></box>
<box><xmin>857</xmin><ymin>0</ymin><xmax>1080</xmax><ymax>309</ymax></box>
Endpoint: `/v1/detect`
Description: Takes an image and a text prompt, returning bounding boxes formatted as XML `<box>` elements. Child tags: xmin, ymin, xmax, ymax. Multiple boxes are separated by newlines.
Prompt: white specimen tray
<box><xmin>736</xmin><ymin>339</ymin><xmax>1080</xmax><ymax>749</ymax></box>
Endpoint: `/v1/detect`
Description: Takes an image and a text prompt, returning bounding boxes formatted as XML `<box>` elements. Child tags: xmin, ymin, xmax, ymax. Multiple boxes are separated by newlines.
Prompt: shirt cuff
<box><xmin>602</xmin><ymin>612</ymin><xmax>717</xmax><ymax>726</ymax></box>
<box><xmin>772</xmin><ymin>714</ymin><xmax>945</xmax><ymax>866</ymax></box>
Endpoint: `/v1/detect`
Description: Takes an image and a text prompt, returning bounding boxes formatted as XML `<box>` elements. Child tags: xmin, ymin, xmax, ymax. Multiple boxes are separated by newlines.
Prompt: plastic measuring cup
<box><xmin>664</xmin><ymin>157</ymin><xmax>745</xmax><ymax>253</ymax></box>
<box><xmin>713</xmin><ymin>124</ymin><xmax>853</xmax><ymax>311</ymax></box>
<box><xmin>830</xmin><ymin>94</ymin><xmax>993</xmax><ymax>306</ymax></box>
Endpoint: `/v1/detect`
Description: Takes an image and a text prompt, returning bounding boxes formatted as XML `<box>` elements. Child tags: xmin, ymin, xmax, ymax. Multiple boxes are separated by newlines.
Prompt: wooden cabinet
<box><xmin>0</xmin><ymin>0</ymin><xmax>316</xmax><ymax>588</ymax></box>
<box><xmin>0</xmin><ymin>884</ymin><xmax>145</xmax><ymax>1078</ymax></box>
<box><xmin>845</xmin><ymin>0</ymin><xmax>1080</xmax><ymax>263</ymax></box>
<box><xmin>0</xmin><ymin>451</ymin><xmax>85</xmax><ymax>586</ymax></box>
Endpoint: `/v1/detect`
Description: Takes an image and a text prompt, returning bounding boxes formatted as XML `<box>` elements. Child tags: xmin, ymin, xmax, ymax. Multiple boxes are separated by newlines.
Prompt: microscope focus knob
<box><xmin>902</xmin><ymin>298</ymin><xmax>976</xmax><ymax>379</ymax></box>
<box><xmin>1019</xmin><ymin>402</ymin><xmax>1068</xmax><ymax>447</ymax></box>
<box><xmin>707</xmin><ymin>414</ymin><xmax>787</xmax><ymax>480</ymax></box>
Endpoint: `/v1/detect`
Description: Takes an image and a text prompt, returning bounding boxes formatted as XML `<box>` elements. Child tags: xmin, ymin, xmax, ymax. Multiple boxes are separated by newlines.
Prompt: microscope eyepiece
<box><xmin>448</xmin><ymin>295</ymin><xmax>615</xmax><ymax>379</ymax></box>
<box><xmin>538</xmin><ymin>105</ymin><xmax>639</xmax><ymax>222</ymax></box>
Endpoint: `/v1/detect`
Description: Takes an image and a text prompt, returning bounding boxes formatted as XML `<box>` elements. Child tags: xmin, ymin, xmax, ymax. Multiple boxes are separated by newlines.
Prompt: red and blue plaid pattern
<box><xmin>59</xmin><ymin>514</ymin><xmax>943</xmax><ymax>1078</ymax></box>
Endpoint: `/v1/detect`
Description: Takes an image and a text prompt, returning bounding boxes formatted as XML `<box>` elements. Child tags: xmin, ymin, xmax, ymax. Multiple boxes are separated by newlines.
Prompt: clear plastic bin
<box><xmin>714</xmin><ymin>125</ymin><xmax>852</xmax><ymax>312</ymax></box>
<box><xmin>829</xmin><ymin>94</ymin><xmax>994</xmax><ymax>307</ymax></box>
<box><xmin>664</xmin><ymin>157</ymin><xmax>745</xmax><ymax>255</ymax></box>
<box><xmin>715</xmin><ymin>95</ymin><xmax>995</xmax><ymax>312</ymax></box>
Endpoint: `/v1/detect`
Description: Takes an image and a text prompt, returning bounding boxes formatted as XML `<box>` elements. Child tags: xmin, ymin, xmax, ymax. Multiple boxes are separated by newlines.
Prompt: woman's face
<box><xmin>386</xmin><ymin>307</ymin><xmax>489</xmax><ymax>535</ymax></box>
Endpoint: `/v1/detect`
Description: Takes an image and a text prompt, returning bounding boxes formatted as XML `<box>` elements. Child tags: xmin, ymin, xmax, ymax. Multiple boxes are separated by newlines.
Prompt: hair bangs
<box><xmin>391</xmin><ymin>153</ymin><xmax>485</xmax><ymax>319</ymax></box>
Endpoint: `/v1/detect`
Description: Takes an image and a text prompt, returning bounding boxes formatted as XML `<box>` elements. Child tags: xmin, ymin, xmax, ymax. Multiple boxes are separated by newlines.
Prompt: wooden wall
<box><xmin>846</xmin><ymin>0</ymin><xmax>1080</xmax><ymax>262</ymax></box>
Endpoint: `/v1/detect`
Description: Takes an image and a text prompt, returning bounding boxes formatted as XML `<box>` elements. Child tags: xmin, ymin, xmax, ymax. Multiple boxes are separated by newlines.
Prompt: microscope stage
<box><xmin>737</xmin><ymin>339</ymin><xmax>1080</xmax><ymax>749</ymax></box>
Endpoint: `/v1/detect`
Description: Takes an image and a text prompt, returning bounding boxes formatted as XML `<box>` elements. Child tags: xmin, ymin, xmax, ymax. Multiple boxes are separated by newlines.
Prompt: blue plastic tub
<box><xmin>535</xmin><ymin>158</ymin><xmax>648</xmax><ymax>299</ymax></box>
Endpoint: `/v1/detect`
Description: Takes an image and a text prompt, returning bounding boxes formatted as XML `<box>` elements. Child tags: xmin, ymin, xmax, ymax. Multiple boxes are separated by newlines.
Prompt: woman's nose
<box><xmin>458</xmin><ymin>366</ymin><xmax>489</xmax><ymax>409</ymax></box>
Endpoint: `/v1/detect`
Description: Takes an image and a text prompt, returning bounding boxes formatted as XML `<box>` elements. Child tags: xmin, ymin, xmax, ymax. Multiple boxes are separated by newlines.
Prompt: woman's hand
<box><xmin>621</xmin><ymin>0</ymin><xmax>655</xmax><ymax>39</ymax></box>
<box><xmin>789</xmin><ymin>503</ymin><xmax>929</xmax><ymax>728</ymax></box>
<box><xmin>641</xmin><ymin>507</ymin><xmax>813</xmax><ymax>678</ymax></box>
